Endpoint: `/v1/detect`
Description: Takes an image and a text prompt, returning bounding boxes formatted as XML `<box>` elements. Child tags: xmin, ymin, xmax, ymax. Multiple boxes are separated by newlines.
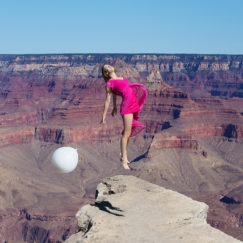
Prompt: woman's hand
<box><xmin>111</xmin><ymin>107</ymin><xmax>117</xmax><ymax>116</ymax></box>
<box><xmin>100</xmin><ymin>118</ymin><xmax>106</xmax><ymax>124</ymax></box>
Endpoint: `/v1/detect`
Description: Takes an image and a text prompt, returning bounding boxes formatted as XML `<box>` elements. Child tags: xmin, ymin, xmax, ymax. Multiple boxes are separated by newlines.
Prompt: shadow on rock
<box><xmin>131</xmin><ymin>151</ymin><xmax>148</xmax><ymax>163</ymax></box>
<box><xmin>91</xmin><ymin>201</ymin><xmax>124</xmax><ymax>217</ymax></box>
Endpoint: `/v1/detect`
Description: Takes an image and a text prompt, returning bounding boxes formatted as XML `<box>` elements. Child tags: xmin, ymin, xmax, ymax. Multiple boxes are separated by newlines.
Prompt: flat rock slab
<box><xmin>65</xmin><ymin>175</ymin><xmax>242</xmax><ymax>243</ymax></box>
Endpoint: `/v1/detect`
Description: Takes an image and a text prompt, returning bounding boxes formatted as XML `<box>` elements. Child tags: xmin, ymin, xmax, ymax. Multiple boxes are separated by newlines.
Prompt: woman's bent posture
<box><xmin>101</xmin><ymin>64</ymin><xmax>147</xmax><ymax>170</ymax></box>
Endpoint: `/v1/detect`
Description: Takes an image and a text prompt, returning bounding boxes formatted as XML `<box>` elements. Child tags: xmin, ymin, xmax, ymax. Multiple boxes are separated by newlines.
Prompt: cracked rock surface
<box><xmin>65</xmin><ymin>175</ymin><xmax>241</xmax><ymax>243</ymax></box>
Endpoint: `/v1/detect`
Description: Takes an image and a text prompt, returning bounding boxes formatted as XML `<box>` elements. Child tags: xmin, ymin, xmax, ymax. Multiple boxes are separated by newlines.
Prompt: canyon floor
<box><xmin>0</xmin><ymin>135</ymin><xmax>242</xmax><ymax>242</ymax></box>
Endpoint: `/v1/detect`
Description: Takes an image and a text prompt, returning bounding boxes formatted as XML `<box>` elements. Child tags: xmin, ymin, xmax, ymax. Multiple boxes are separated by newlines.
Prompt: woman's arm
<box><xmin>113</xmin><ymin>93</ymin><xmax>117</xmax><ymax>108</ymax></box>
<box><xmin>100</xmin><ymin>86</ymin><xmax>112</xmax><ymax>123</ymax></box>
<box><xmin>111</xmin><ymin>93</ymin><xmax>117</xmax><ymax>116</ymax></box>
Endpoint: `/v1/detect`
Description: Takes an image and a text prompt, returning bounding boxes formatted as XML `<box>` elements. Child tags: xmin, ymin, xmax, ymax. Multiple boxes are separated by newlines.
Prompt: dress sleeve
<box><xmin>105</xmin><ymin>80</ymin><xmax>113</xmax><ymax>88</ymax></box>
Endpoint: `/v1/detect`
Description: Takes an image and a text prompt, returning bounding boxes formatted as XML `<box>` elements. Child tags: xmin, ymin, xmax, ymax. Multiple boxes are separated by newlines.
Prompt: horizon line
<box><xmin>0</xmin><ymin>52</ymin><xmax>243</xmax><ymax>56</ymax></box>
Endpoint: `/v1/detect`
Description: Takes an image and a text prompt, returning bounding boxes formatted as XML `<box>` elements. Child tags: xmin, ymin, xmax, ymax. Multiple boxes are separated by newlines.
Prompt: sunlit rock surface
<box><xmin>65</xmin><ymin>175</ymin><xmax>241</xmax><ymax>243</ymax></box>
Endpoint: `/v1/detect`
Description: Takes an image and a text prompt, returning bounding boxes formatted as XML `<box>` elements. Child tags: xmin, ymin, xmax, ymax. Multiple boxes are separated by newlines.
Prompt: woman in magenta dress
<box><xmin>100</xmin><ymin>64</ymin><xmax>147</xmax><ymax>170</ymax></box>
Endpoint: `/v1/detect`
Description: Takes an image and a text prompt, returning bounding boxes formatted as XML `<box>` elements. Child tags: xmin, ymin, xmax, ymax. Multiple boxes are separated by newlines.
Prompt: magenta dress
<box><xmin>106</xmin><ymin>77</ymin><xmax>147</xmax><ymax>137</ymax></box>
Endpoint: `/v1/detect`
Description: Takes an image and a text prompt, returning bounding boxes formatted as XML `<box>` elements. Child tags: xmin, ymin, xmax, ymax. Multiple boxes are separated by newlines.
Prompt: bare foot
<box><xmin>120</xmin><ymin>158</ymin><xmax>131</xmax><ymax>170</ymax></box>
<box><xmin>122</xmin><ymin>163</ymin><xmax>131</xmax><ymax>170</ymax></box>
<box><xmin>120</xmin><ymin>152</ymin><xmax>130</xmax><ymax>163</ymax></box>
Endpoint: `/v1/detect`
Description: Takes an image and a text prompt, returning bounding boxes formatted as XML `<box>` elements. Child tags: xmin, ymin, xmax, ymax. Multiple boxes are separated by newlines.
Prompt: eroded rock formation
<box><xmin>65</xmin><ymin>175</ymin><xmax>241</xmax><ymax>243</ymax></box>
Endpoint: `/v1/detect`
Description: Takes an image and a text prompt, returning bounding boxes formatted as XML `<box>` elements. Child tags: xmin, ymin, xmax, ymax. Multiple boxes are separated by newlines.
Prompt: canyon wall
<box><xmin>0</xmin><ymin>53</ymin><xmax>242</xmax><ymax>147</ymax></box>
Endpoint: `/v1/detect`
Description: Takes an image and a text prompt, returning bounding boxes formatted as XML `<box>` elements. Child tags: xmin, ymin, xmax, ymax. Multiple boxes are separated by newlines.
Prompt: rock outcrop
<box><xmin>65</xmin><ymin>175</ymin><xmax>241</xmax><ymax>243</ymax></box>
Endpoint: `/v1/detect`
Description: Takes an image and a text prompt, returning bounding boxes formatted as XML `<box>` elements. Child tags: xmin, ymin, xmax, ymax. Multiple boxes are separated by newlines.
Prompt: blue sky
<box><xmin>0</xmin><ymin>0</ymin><xmax>242</xmax><ymax>54</ymax></box>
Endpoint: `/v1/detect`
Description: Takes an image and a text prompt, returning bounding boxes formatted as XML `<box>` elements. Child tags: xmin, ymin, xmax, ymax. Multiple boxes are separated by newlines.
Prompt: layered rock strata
<box><xmin>1</xmin><ymin>53</ymin><xmax>243</xmax><ymax>99</ymax></box>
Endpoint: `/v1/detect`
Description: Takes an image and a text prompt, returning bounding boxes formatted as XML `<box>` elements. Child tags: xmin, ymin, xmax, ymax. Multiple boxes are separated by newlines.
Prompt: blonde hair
<box><xmin>101</xmin><ymin>64</ymin><xmax>110</xmax><ymax>82</ymax></box>
<box><xmin>101</xmin><ymin>64</ymin><xmax>118</xmax><ymax>82</ymax></box>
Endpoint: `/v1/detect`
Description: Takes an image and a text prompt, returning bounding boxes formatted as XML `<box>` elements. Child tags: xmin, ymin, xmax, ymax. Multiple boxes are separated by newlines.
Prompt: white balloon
<box><xmin>52</xmin><ymin>147</ymin><xmax>78</xmax><ymax>173</ymax></box>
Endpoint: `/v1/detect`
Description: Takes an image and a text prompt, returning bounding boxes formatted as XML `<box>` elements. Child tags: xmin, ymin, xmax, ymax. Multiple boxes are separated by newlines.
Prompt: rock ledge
<box><xmin>65</xmin><ymin>175</ymin><xmax>241</xmax><ymax>243</ymax></box>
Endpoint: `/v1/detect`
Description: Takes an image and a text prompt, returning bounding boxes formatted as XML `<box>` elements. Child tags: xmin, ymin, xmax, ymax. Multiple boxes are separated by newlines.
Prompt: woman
<box><xmin>100</xmin><ymin>64</ymin><xmax>147</xmax><ymax>170</ymax></box>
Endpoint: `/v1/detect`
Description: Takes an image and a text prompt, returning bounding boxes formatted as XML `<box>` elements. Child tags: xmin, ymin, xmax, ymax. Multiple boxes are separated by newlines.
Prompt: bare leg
<box><xmin>120</xmin><ymin>137</ymin><xmax>130</xmax><ymax>163</ymax></box>
<box><xmin>126</xmin><ymin>137</ymin><xmax>130</xmax><ymax>150</ymax></box>
<box><xmin>120</xmin><ymin>114</ymin><xmax>133</xmax><ymax>170</ymax></box>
